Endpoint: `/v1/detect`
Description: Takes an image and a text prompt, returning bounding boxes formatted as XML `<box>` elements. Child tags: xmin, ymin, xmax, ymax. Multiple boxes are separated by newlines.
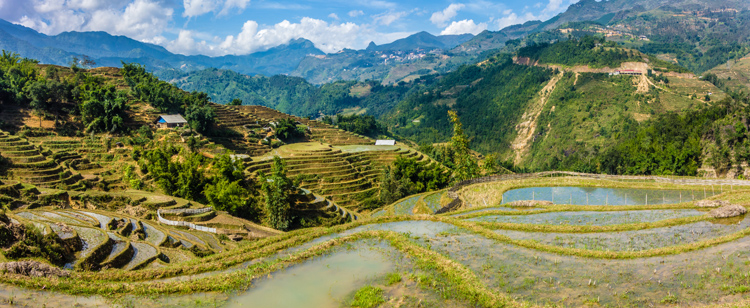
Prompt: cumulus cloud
<box><xmin>328</xmin><ymin>13</ymin><xmax>339</xmax><ymax>20</ymax></box>
<box><xmin>87</xmin><ymin>0</ymin><xmax>174</xmax><ymax>40</ymax></box>
<box><xmin>430</xmin><ymin>3</ymin><xmax>464</xmax><ymax>27</ymax></box>
<box><xmin>7</xmin><ymin>0</ymin><xmax>172</xmax><ymax>41</ymax></box>
<box><xmin>496</xmin><ymin>12</ymin><xmax>539</xmax><ymax>30</ymax></box>
<box><xmin>373</xmin><ymin>11</ymin><xmax>407</xmax><ymax>26</ymax></box>
<box><xmin>216</xmin><ymin>17</ymin><xmax>367</xmax><ymax>55</ymax></box>
<box><xmin>182</xmin><ymin>0</ymin><xmax>218</xmax><ymax>17</ymax></box>
<box><xmin>348</xmin><ymin>10</ymin><xmax>364</xmax><ymax>17</ymax></box>
<box><xmin>543</xmin><ymin>0</ymin><xmax>563</xmax><ymax>14</ymax></box>
<box><xmin>219</xmin><ymin>0</ymin><xmax>251</xmax><ymax>16</ymax></box>
<box><xmin>182</xmin><ymin>0</ymin><xmax>251</xmax><ymax>17</ymax></box>
<box><xmin>440</xmin><ymin>19</ymin><xmax>486</xmax><ymax>35</ymax></box>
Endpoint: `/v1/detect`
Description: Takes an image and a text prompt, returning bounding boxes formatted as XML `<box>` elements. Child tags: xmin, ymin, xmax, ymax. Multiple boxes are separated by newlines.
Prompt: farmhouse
<box><xmin>155</xmin><ymin>114</ymin><xmax>188</xmax><ymax>129</ymax></box>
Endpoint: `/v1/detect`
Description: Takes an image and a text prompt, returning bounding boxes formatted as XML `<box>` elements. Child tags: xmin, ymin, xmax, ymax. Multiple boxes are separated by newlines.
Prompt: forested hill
<box><xmin>382</xmin><ymin>36</ymin><xmax>746</xmax><ymax>177</ymax></box>
<box><xmin>156</xmin><ymin>68</ymin><xmax>436</xmax><ymax>118</ymax></box>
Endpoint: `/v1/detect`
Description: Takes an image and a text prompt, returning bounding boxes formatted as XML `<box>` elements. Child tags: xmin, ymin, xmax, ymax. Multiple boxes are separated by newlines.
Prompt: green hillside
<box><xmin>382</xmin><ymin>37</ymin><xmax>743</xmax><ymax>177</ymax></box>
<box><xmin>156</xmin><ymin>67</ymin><xmax>437</xmax><ymax>118</ymax></box>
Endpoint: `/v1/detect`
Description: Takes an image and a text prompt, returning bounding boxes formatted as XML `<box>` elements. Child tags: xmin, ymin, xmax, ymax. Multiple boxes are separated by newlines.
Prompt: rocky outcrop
<box><xmin>696</xmin><ymin>200</ymin><xmax>731</xmax><ymax>208</ymax></box>
<box><xmin>0</xmin><ymin>261</ymin><xmax>69</xmax><ymax>277</ymax></box>
<box><xmin>710</xmin><ymin>204</ymin><xmax>747</xmax><ymax>218</ymax></box>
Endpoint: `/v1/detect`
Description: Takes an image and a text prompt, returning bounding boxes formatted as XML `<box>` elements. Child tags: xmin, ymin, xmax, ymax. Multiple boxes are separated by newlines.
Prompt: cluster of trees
<box><xmin>532</xmin><ymin>94</ymin><xmax>750</xmax><ymax>177</ymax></box>
<box><xmin>323</xmin><ymin>113</ymin><xmax>383</xmax><ymax>137</ymax></box>
<box><xmin>136</xmin><ymin>146</ymin><xmax>302</xmax><ymax>230</ymax></box>
<box><xmin>122</xmin><ymin>63</ymin><xmax>215</xmax><ymax>133</ymax></box>
<box><xmin>0</xmin><ymin>51</ymin><xmax>130</xmax><ymax>134</ymax></box>
<box><xmin>379</xmin><ymin>156</ymin><xmax>451</xmax><ymax>205</ymax></box>
<box><xmin>137</xmin><ymin>146</ymin><xmax>260</xmax><ymax>220</ymax></box>
<box><xmin>517</xmin><ymin>36</ymin><xmax>639</xmax><ymax>68</ymax></box>
<box><xmin>274</xmin><ymin>118</ymin><xmax>306</xmax><ymax>141</ymax></box>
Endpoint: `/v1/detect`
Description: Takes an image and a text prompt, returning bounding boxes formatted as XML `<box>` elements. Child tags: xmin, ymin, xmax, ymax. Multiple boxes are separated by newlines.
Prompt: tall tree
<box><xmin>448</xmin><ymin>110</ymin><xmax>479</xmax><ymax>182</ymax></box>
<box><xmin>259</xmin><ymin>156</ymin><xmax>296</xmax><ymax>230</ymax></box>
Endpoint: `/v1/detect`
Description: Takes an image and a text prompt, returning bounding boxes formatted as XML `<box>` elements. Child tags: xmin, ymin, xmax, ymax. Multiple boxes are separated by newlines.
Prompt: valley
<box><xmin>2</xmin><ymin>0</ymin><xmax>750</xmax><ymax>307</ymax></box>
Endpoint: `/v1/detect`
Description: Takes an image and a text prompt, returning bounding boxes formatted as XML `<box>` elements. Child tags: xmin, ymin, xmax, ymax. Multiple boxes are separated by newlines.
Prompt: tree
<box><xmin>448</xmin><ymin>110</ymin><xmax>479</xmax><ymax>182</ymax></box>
<box><xmin>259</xmin><ymin>156</ymin><xmax>296</xmax><ymax>230</ymax></box>
<box><xmin>204</xmin><ymin>179</ymin><xmax>258</xmax><ymax>219</ymax></box>
<box><xmin>229</xmin><ymin>98</ymin><xmax>242</xmax><ymax>106</ymax></box>
<box><xmin>274</xmin><ymin>118</ymin><xmax>305</xmax><ymax>140</ymax></box>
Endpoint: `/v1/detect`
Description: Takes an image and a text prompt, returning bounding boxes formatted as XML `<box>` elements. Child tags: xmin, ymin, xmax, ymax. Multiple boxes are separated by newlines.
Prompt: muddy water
<box><xmin>467</xmin><ymin>209</ymin><xmax>704</xmax><ymax>225</ymax></box>
<box><xmin>225</xmin><ymin>243</ymin><xmax>397</xmax><ymax>308</ymax></box>
<box><xmin>503</xmin><ymin>186</ymin><xmax>721</xmax><ymax>205</ymax></box>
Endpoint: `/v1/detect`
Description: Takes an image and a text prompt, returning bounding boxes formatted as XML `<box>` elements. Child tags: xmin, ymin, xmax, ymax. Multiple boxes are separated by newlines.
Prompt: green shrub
<box><xmin>350</xmin><ymin>286</ymin><xmax>385</xmax><ymax>308</ymax></box>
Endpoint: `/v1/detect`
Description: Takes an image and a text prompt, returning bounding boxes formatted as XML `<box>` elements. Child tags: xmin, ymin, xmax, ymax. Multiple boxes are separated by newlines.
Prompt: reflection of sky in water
<box><xmin>495</xmin><ymin>214</ymin><xmax>749</xmax><ymax>251</ymax></box>
<box><xmin>466</xmin><ymin>209</ymin><xmax>704</xmax><ymax>226</ymax></box>
<box><xmin>502</xmin><ymin>187</ymin><xmax>721</xmax><ymax>205</ymax></box>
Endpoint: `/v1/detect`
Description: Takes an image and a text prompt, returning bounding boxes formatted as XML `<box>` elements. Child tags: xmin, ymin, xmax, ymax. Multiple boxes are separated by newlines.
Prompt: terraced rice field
<box><xmin>246</xmin><ymin>143</ymin><xmax>431</xmax><ymax>213</ymax></box>
<box><xmin>6</xmin><ymin>174</ymin><xmax>750</xmax><ymax>307</ymax></box>
<box><xmin>5</xmin><ymin>209</ymin><xmax>226</xmax><ymax>271</ymax></box>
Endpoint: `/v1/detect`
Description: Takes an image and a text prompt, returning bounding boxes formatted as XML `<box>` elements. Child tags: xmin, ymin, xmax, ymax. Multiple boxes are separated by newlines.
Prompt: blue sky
<box><xmin>0</xmin><ymin>0</ymin><xmax>578</xmax><ymax>56</ymax></box>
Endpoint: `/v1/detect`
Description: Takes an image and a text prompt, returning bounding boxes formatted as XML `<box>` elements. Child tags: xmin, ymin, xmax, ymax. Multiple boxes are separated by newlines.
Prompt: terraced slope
<box><xmin>0</xmin><ymin>131</ymin><xmax>84</xmax><ymax>190</ymax></box>
<box><xmin>237</xmin><ymin>105</ymin><xmax>373</xmax><ymax>145</ymax></box>
<box><xmin>8</xmin><ymin>209</ymin><xmax>223</xmax><ymax>270</ymax></box>
<box><xmin>246</xmin><ymin>145</ymin><xmax>426</xmax><ymax>213</ymax></box>
<box><xmin>210</xmin><ymin>103</ymin><xmax>273</xmax><ymax>156</ymax></box>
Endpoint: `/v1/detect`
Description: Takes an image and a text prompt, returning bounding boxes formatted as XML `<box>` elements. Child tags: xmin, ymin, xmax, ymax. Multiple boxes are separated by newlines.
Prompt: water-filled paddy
<box><xmin>226</xmin><ymin>242</ymin><xmax>397</xmax><ymax>308</ymax></box>
<box><xmin>426</xmin><ymin>226</ymin><xmax>750</xmax><ymax>307</ymax></box>
<box><xmin>467</xmin><ymin>209</ymin><xmax>705</xmax><ymax>225</ymax></box>
<box><xmin>503</xmin><ymin>186</ymin><xmax>721</xmax><ymax>205</ymax></box>
<box><xmin>495</xmin><ymin>214</ymin><xmax>750</xmax><ymax>251</ymax></box>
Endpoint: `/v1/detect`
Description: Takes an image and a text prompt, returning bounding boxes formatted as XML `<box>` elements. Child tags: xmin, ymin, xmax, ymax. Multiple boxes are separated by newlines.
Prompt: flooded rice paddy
<box><xmin>467</xmin><ymin>209</ymin><xmax>705</xmax><ymax>225</ymax></box>
<box><xmin>503</xmin><ymin>186</ymin><xmax>722</xmax><ymax>205</ymax></box>
<box><xmin>4</xmin><ymin>184</ymin><xmax>750</xmax><ymax>307</ymax></box>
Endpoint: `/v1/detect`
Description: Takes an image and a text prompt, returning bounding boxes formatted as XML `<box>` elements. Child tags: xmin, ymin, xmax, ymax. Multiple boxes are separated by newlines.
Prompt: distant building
<box><xmin>155</xmin><ymin>114</ymin><xmax>188</xmax><ymax>129</ymax></box>
<box><xmin>610</xmin><ymin>70</ymin><xmax>642</xmax><ymax>76</ymax></box>
<box><xmin>375</xmin><ymin>140</ymin><xmax>396</xmax><ymax>146</ymax></box>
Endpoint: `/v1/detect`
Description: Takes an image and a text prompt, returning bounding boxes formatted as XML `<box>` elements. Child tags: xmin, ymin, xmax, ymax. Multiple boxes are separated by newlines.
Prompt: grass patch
<box><xmin>349</xmin><ymin>285</ymin><xmax>385</xmax><ymax>308</ymax></box>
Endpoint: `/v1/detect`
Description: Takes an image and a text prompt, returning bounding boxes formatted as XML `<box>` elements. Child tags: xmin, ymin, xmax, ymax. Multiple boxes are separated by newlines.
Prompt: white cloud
<box><xmin>430</xmin><ymin>3</ymin><xmax>464</xmax><ymax>27</ymax></box>
<box><xmin>182</xmin><ymin>0</ymin><xmax>251</xmax><ymax>17</ymax></box>
<box><xmin>373</xmin><ymin>11</ymin><xmax>407</xmax><ymax>26</ymax></box>
<box><xmin>328</xmin><ymin>13</ymin><xmax>339</xmax><ymax>20</ymax></box>
<box><xmin>219</xmin><ymin>0</ymin><xmax>251</xmax><ymax>16</ymax></box>
<box><xmin>348</xmin><ymin>10</ymin><xmax>364</xmax><ymax>17</ymax></box>
<box><xmin>87</xmin><ymin>0</ymin><xmax>173</xmax><ymax>40</ymax></box>
<box><xmin>440</xmin><ymin>19</ymin><xmax>486</xmax><ymax>35</ymax></box>
<box><xmin>543</xmin><ymin>0</ymin><xmax>563</xmax><ymax>14</ymax></box>
<box><xmin>215</xmin><ymin>17</ymin><xmax>367</xmax><ymax>55</ymax></box>
<box><xmin>182</xmin><ymin>0</ymin><xmax>218</xmax><ymax>17</ymax></box>
<box><xmin>8</xmin><ymin>0</ymin><xmax>172</xmax><ymax>41</ymax></box>
<box><xmin>495</xmin><ymin>12</ymin><xmax>539</xmax><ymax>30</ymax></box>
